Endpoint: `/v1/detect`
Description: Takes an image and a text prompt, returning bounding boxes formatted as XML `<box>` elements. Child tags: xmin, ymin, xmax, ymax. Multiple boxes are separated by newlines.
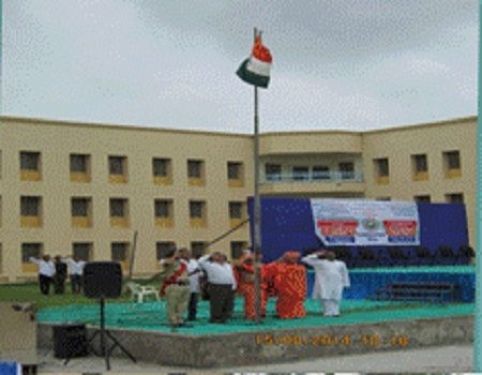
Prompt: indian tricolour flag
<box><xmin>236</xmin><ymin>34</ymin><xmax>272</xmax><ymax>89</ymax></box>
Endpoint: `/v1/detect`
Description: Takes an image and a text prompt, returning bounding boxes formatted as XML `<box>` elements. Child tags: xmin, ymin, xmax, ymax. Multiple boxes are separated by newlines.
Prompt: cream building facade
<box><xmin>0</xmin><ymin>115</ymin><xmax>476</xmax><ymax>283</ymax></box>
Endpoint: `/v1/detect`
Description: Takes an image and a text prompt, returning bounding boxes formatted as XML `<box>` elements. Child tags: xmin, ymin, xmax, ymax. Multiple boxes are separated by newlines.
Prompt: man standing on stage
<box><xmin>29</xmin><ymin>255</ymin><xmax>55</xmax><ymax>295</ymax></box>
<box><xmin>178</xmin><ymin>248</ymin><xmax>201</xmax><ymax>321</ymax></box>
<box><xmin>233</xmin><ymin>250</ymin><xmax>268</xmax><ymax>320</ymax></box>
<box><xmin>198</xmin><ymin>252</ymin><xmax>237</xmax><ymax>323</ymax></box>
<box><xmin>301</xmin><ymin>250</ymin><xmax>350</xmax><ymax>317</ymax></box>
<box><xmin>158</xmin><ymin>248</ymin><xmax>191</xmax><ymax>327</ymax></box>
<box><xmin>264</xmin><ymin>251</ymin><xmax>307</xmax><ymax>319</ymax></box>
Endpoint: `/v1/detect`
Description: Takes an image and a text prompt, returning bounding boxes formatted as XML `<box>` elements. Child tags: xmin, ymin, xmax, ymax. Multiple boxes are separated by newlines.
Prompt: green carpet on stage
<box><xmin>37</xmin><ymin>297</ymin><xmax>474</xmax><ymax>336</ymax></box>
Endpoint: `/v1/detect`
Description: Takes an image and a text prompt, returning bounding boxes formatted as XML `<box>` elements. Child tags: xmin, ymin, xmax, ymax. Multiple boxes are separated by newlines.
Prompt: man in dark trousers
<box><xmin>198</xmin><ymin>252</ymin><xmax>237</xmax><ymax>323</ymax></box>
<box><xmin>29</xmin><ymin>255</ymin><xmax>55</xmax><ymax>295</ymax></box>
<box><xmin>178</xmin><ymin>248</ymin><xmax>201</xmax><ymax>321</ymax></box>
<box><xmin>53</xmin><ymin>256</ymin><xmax>67</xmax><ymax>294</ymax></box>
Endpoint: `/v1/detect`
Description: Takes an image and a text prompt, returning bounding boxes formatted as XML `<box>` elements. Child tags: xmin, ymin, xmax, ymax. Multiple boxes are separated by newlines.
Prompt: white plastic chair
<box><xmin>125</xmin><ymin>282</ymin><xmax>159</xmax><ymax>303</ymax></box>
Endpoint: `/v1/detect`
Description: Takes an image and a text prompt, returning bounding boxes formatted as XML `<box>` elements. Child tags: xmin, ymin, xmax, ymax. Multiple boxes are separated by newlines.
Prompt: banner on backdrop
<box><xmin>310</xmin><ymin>199</ymin><xmax>420</xmax><ymax>246</ymax></box>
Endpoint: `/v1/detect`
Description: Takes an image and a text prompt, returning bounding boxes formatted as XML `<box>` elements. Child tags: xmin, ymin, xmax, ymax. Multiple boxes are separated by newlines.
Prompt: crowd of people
<box><xmin>29</xmin><ymin>247</ymin><xmax>350</xmax><ymax>327</ymax></box>
<box><xmin>29</xmin><ymin>255</ymin><xmax>87</xmax><ymax>295</ymax></box>
<box><xmin>155</xmin><ymin>247</ymin><xmax>350</xmax><ymax>327</ymax></box>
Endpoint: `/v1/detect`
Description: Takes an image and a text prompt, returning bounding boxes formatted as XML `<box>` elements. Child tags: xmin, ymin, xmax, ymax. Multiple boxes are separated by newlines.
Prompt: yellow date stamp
<box><xmin>255</xmin><ymin>333</ymin><xmax>409</xmax><ymax>348</ymax></box>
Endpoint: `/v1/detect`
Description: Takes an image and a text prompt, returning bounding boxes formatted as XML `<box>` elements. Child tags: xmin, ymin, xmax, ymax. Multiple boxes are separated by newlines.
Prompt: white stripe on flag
<box><xmin>246</xmin><ymin>56</ymin><xmax>271</xmax><ymax>78</ymax></box>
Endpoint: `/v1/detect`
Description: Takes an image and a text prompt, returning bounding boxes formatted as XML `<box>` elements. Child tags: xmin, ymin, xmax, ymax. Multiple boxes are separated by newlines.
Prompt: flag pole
<box><xmin>253</xmin><ymin>27</ymin><xmax>263</xmax><ymax>323</ymax></box>
<box><xmin>474</xmin><ymin>1</ymin><xmax>482</xmax><ymax>369</ymax></box>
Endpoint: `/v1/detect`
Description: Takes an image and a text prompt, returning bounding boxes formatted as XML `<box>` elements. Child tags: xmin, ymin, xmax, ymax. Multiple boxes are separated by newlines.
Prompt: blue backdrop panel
<box><xmin>248</xmin><ymin>197</ymin><xmax>469</xmax><ymax>264</ymax></box>
<box><xmin>0</xmin><ymin>363</ymin><xmax>19</xmax><ymax>375</ymax></box>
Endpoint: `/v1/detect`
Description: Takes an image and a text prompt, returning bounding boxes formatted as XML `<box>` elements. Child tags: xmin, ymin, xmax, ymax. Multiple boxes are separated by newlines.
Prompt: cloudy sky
<box><xmin>2</xmin><ymin>0</ymin><xmax>479</xmax><ymax>133</ymax></box>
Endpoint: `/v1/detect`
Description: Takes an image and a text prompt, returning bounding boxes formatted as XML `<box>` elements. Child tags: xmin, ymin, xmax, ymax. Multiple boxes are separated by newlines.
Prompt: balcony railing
<box><xmin>261</xmin><ymin>171</ymin><xmax>364</xmax><ymax>184</ymax></box>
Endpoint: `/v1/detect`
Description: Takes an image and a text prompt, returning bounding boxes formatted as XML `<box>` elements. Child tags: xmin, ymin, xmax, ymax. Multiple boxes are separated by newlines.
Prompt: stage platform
<box><xmin>35</xmin><ymin>265</ymin><xmax>475</xmax><ymax>368</ymax></box>
<box><xmin>37</xmin><ymin>298</ymin><xmax>474</xmax><ymax>368</ymax></box>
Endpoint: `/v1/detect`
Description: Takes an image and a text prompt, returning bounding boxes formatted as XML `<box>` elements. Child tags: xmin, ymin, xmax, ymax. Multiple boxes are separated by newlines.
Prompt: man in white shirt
<box><xmin>63</xmin><ymin>255</ymin><xmax>87</xmax><ymax>294</ymax></box>
<box><xmin>29</xmin><ymin>255</ymin><xmax>55</xmax><ymax>295</ymax></box>
<box><xmin>178</xmin><ymin>248</ymin><xmax>201</xmax><ymax>321</ymax></box>
<box><xmin>198</xmin><ymin>252</ymin><xmax>237</xmax><ymax>323</ymax></box>
<box><xmin>301</xmin><ymin>250</ymin><xmax>350</xmax><ymax>317</ymax></box>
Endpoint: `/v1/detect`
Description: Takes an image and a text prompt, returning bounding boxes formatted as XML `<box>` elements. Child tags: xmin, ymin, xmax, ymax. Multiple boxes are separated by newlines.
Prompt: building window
<box><xmin>154</xmin><ymin>199</ymin><xmax>174</xmax><ymax>227</ymax></box>
<box><xmin>230</xmin><ymin>241</ymin><xmax>248</xmax><ymax>260</ymax></box>
<box><xmin>445</xmin><ymin>193</ymin><xmax>464</xmax><ymax>204</ymax></box>
<box><xmin>412</xmin><ymin>154</ymin><xmax>428</xmax><ymax>181</ymax></box>
<box><xmin>187</xmin><ymin>160</ymin><xmax>205</xmax><ymax>186</ymax></box>
<box><xmin>312</xmin><ymin>166</ymin><xmax>330</xmax><ymax>180</ymax></box>
<box><xmin>153</xmin><ymin>158</ymin><xmax>172</xmax><ymax>185</ymax></box>
<box><xmin>339</xmin><ymin>162</ymin><xmax>355</xmax><ymax>180</ymax></box>
<box><xmin>265</xmin><ymin>163</ymin><xmax>282</xmax><ymax>181</ymax></box>
<box><xmin>108</xmin><ymin>156</ymin><xmax>128</xmax><ymax>183</ymax></box>
<box><xmin>189</xmin><ymin>200</ymin><xmax>207</xmax><ymax>227</ymax></box>
<box><xmin>110</xmin><ymin>198</ymin><xmax>129</xmax><ymax>227</ymax></box>
<box><xmin>443</xmin><ymin>150</ymin><xmax>461</xmax><ymax>178</ymax></box>
<box><xmin>191</xmin><ymin>242</ymin><xmax>207</xmax><ymax>259</ymax></box>
<box><xmin>71</xmin><ymin>197</ymin><xmax>92</xmax><ymax>227</ymax></box>
<box><xmin>374</xmin><ymin>158</ymin><xmax>389</xmax><ymax>184</ymax></box>
<box><xmin>292</xmin><ymin>166</ymin><xmax>310</xmax><ymax>181</ymax></box>
<box><xmin>156</xmin><ymin>241</ymin><xmax>176</xmax><ymax>261</ymax></box>
<box><xmin>0</xmin><ymin>244</ymin><xmax>2</xmax><ymax>274</ymax></box>
<box><xmin>70</xmin><ymin>154</ymin><xmax>91</xmax><ymax>182</ymax></box>
<box><xmin>0</xmin><ymin>196</ymin><xmax>2</xmax><ymax>228</ymax></box>
<box><xmin>376</xmin><ymin>197</ymin><xmax>391</xmax><ymax>201</ymax></box>
<box><xmin>111</xmin><ymin>242</ymin><xmax>130</xmax><ymax>270</ymax></box>
<box><xmin>20</xmin><ymin>196</ymin><xmax>42</xmax><ymax>227</ymax></box>
<box><xmin>20</xmin><ymin>151</ymin><xmax>41</xmax><ymax>181</ymax></box>
<box><xmin>227</xmin><ymin>162</ymin><xmax>244</xmax><ymax>187</ymax></box>
<box><xmin>414</xmin><ymin>195</ymin><xmax>431</xmax><ymax>203</ymax></box>
<box><xmin>73</xmin><ymin>242</ymin><xmax>93</xmax><ymax>261</ymax></box>
<box><xmin>21</xmin><ymin>243</ymin><xmax>43</xmax><ymax>273</ymax></box>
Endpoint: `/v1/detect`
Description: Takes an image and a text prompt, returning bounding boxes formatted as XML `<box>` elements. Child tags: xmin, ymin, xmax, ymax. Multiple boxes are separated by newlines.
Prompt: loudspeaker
<box><xmin>83</xmin><ymin>262</ymin><xmax>123</xmax><ymax>299</ymax></box>
<box><xmin>53</xmin><ymin>324</ymin><xmax>88</xmax><ymax>359</ymax></box>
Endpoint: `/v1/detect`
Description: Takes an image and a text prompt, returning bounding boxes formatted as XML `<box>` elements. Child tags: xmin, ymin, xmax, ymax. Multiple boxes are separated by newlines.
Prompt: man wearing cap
<box><xmin>264</xmin><ymin>251</ymin><xmax>307</xmax><ymax>319</ymax></box>
<box><xmin>301</xmin><ymin>250</ymin><xmax>350</xmax><ymax>317</ymax></box>
<box><xmin>198</xmin><ymin>252</ymin><xmax>237</xmax><ymax>323</ymax></box>
<box><xmin>158</xmin><ymin>248</ymin><xmax>191</xmax><ymax>327</ymax></box>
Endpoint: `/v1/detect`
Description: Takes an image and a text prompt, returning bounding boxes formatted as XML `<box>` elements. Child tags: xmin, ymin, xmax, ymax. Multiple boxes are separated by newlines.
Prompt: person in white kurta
<box><xmin>301</xmin><ymin>250</ymin><xmax>350</xmax><ymax>316</ymax></box>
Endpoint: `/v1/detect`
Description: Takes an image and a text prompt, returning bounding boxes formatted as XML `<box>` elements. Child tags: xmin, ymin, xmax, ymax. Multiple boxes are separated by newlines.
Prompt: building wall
<box><xmin>362</xmin><ymin>117</ymin><xmax>477</xmax><ymax>243</ymax></box>
<box><xmin>0</xmin><ymin>117</ymin><xmax>253</xmax><ymax>282</ymax></box>
<box><xmin>0</xmin><ymin>116</ymin><xmax>477</xmax><ymax>282</ymax></box>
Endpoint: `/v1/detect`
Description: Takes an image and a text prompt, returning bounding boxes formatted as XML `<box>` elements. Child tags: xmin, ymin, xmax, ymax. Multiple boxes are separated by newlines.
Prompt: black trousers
<box><xmin>53</xmin><ymin>276</ymin><xmax>66</xmax><ymax>294</ymax></box>
<box><xmin>71</xmin><ymin>275</ymin><xmax>83</xmax><ymax>294</ymax></box>
<box><xmin>187</xmin><ymin>292</ymin><xmax>198</xmax><ymax>321</ymax></box>
<box><xmin>39</xmin><ymin>274</ymin><xmax>52</xmax><ymax>295</ymax></box>
<box><xmin>207</xmin><ymin>284</ymin><xmax>234</xmax><ymax>323</ymax></box>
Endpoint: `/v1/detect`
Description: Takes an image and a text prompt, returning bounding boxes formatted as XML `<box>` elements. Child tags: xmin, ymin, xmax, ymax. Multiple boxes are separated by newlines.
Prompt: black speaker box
<box><xmin>83</xmin><ymin>261</ymin><xmax>123</xmax><ymax>299</ymax></box>
<box><xmin>53</xmin><ymin>324</ymin><xmax>88</xmax><ymax>359</ymax></box>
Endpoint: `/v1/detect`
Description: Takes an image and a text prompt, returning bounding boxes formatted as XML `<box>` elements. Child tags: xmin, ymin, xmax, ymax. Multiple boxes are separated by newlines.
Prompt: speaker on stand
<box><xmin>64</xmin><ymin>261</ymin><xmax>136</xmax><ymax>370</ymax></box>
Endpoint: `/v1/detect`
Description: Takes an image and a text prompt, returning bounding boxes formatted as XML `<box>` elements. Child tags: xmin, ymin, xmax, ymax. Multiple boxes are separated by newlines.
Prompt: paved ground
<box><xmin>36</xmin><ymin>344</ymin><xmax>474</xmax><ymax>373</ymax></box>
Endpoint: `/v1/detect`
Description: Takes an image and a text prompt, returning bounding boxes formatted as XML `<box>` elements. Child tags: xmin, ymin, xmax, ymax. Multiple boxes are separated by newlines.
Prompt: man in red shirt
<box><xmin>264</xmin><ymin>251</ymin><xmax>307</xmax><ymax>319</ymax></box>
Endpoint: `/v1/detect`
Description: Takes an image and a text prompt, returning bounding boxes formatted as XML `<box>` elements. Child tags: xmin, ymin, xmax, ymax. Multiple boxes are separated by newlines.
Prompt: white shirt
<box><xmin>182</xmin><ymin>258</ymin><xmax>201</xmax><ymax>293</ymax></box>
<box><xmin>198</xmin><ymin>255</ymin><xmax>237</xmax><ymax>290</ymax></box>
<box><xmin>29</xmin><ymin>257</ymin><xmax>56</xmax><ymax>277</ymax></box>
<box><xmin>63</xmin><ymin>258</ymin><xmax>87</xmax><ymax>275</ymax></box>
<box><xmin>301</xmin><ymin>254</ymin><xmax>350</xmax><ymax>300</ymax></box>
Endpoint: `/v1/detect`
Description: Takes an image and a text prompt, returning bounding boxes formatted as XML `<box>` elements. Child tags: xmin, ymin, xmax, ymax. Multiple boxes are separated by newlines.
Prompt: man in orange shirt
<box><xmin>264</xmin><ymin>251</ymin><xmax>307</xmax><ymax>319</ymax></box>
<box><xmin>233</xmin><ymin>250</ymin><xmax>268</xmax><ymax>320</ymax></box>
